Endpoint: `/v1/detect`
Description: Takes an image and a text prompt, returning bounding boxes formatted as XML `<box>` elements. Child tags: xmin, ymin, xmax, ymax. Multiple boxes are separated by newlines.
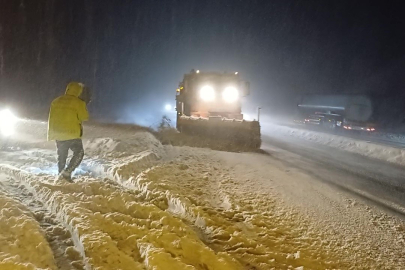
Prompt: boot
<box><xmin>59</xmin><ymin>170</ymin><xmax>72</xmax><ymax>182</ymax></box>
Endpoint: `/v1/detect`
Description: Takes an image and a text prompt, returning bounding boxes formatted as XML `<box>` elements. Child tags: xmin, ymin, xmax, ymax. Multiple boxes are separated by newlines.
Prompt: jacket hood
<box><xmin>65</xmin><ymin>82</ymin><xmax>84</xmax><ymax>97</ymax></box>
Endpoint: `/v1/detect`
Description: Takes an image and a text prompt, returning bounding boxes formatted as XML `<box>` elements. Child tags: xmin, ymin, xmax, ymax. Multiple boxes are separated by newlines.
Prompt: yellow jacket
<box><xmin>48</xmin><ymin>82</ymin><xmax>89</xmax><ymax>141</ymax></box>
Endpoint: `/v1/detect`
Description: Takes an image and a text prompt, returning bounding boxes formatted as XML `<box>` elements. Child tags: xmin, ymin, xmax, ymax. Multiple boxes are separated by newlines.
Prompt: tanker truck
<box><xmin>297</xmin><ymin>94</ymin><xmax>376</xmax><ymax>132</ymax></box>
<box><xmin>175</xmin><ymin>69</ymin><xmax>261</xmax><ymax>149</ymax></box>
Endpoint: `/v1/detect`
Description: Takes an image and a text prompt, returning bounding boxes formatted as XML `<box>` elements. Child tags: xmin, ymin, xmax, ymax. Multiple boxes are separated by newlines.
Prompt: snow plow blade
<box><xmin>177</xmin><ymin>116</ymin><xmax>261</xmax><ymax>150</ymax></box>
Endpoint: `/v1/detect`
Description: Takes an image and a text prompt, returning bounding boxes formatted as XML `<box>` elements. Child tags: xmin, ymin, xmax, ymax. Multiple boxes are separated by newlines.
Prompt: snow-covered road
<box><xmin>262</xmin><ymin>134</ymin><xmax>405</xmax><ymax>217</ymax></box>
<box><xmin>261</xmin><ymin>124</ymin><xmax>405</xmax><ymax>217</ymax></box>
<box><xmin>1</xmin><ymin>120</ymin><xmax>405</xmax><ymax>269</ymax></box>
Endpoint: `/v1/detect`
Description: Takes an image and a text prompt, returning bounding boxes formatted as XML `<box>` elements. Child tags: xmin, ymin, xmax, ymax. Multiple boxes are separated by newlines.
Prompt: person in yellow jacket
<box><xmin>48</xmin><ymin>82</ymin><xmax>89</xmax><ymax>181</ymax></box>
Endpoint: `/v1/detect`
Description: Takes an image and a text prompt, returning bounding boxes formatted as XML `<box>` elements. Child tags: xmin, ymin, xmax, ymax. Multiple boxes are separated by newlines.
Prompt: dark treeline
<box><xmin>0</xmin><ymin>0</ymin><xmax>404</xmax><ymax>122</ymax></box>
<box><xmin>0</xmin><ymin>0</ymin><xmax>139</xmax><ymax>117</ymax></box>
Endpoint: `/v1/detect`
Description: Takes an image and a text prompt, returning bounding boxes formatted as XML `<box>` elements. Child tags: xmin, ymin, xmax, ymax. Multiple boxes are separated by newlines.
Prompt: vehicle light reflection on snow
<box><xmin>25</xmin><ymin>166</ymin><xmax>91</xmax><ymax>177</ymax></box>
<box><xmin>26</xmin><ymin>166</ymin><xmax>59</xmax><ymax>175</ymax></box>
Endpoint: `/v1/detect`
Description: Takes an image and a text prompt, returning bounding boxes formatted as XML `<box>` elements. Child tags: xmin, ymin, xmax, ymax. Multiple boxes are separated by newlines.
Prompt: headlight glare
<box><xmin>200</xmin><ymin>86</ymin><xmax>215</xmax><ymax>101</ymax></box>
<box><xmin>0</xmin><ymin>109</ymin><xmax>17</xmax><ymax>137</ymax></box>
<box><xmin>222</xmin><ymin>86</ymin><xmax>239</xmax><ymax>103</ymax></box>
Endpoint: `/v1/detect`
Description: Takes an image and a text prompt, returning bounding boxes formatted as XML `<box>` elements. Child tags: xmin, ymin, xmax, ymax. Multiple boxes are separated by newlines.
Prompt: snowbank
<box><xmin>267</xmin><ymin>124</ymin><xmax>405</xmax><ymax>166</ymax></box>
<box><xmin>373</xmin><ymin>131</ymin><xmax>405</xmax><ymax>145</ymax></box>
<box><xmin>84</xmin><ymin>131</ymin><xmax>164</xmax><ymax>158</ymax></box>
<box><xmin>0</xmin><ymin>192</ymin><xmax>57</xmax><ymax>270</ymax></box>
<box><xmin>4</xmin><ymin>130</ymin><xmax>166</xmax><ymax>178</ymax></box>
<box><xmin>82</xmin><ymin>132</ymin><xmax>165</xmax><ymax>182</ymax></box>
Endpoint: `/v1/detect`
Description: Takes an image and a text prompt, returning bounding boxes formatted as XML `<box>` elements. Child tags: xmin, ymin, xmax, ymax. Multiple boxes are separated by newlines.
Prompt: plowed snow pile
<box><xmin>1</xmin><ymin>122</ymin><xmax>405</xmax><ymax>269</ymax></box>
<box><xmin>266</xmin><ymin>123</ymin><xmax>405</xmax><ymax>166</ymax></box>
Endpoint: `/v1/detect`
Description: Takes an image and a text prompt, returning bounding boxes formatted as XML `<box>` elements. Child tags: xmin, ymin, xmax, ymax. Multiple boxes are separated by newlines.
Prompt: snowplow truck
<box><xmin>175</xmin><ymin>70</ymin><xmax>261</xmax><ymax>149</ymax></box>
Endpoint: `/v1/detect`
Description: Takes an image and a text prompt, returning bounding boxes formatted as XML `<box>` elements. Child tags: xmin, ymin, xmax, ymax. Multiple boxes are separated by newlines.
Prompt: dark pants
<box><xmin>56</xmin><ymin>139</ymin><xmax>84</xmax><ymax>174</ymax></box>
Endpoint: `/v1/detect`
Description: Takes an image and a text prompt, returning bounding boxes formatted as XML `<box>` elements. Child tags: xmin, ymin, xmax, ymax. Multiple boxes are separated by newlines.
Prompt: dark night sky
<box><xmin>0</xmin><ymin>0</ymin><xmax>404</xmax><ymax>124</ymax></box>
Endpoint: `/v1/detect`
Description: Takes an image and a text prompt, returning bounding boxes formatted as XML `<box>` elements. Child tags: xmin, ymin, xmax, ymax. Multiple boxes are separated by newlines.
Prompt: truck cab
<box><xmin>176</xmin><ymin>69</ymin><xmax>250</xmax><ymax>122</ymax></box>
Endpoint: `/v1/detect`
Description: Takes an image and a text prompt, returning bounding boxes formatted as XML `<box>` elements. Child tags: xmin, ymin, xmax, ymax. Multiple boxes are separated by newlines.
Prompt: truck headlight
<box><xmin>0</xmin><ymin>109</ymin><xmax>17</xmax><ymax>137</ymax></box>
<box><xmin>222</xmin><ymin>86</ymin><xmax>239</xmax><ymax>103</ymax></box>
<box><xmin>200</xmin><ymin>85</ymin><xmax>215</xmax><ymax>101</ymax></box>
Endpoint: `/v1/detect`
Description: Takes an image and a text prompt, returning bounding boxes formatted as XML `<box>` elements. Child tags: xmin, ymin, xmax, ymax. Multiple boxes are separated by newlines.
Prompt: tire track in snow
<box><xmin>0</xmin><ymin>172</ymin><xmax>84</xmax><ymax>270</ymax></box>
<box><xmin>0</xmin><ymin>192</ymin><xmax>57</xmax><ymax>270</ymax></box>
<box><xmin>0</xmin><ymin>165</ymin><xmax>243</xmax><ymax>270</ymax></box>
